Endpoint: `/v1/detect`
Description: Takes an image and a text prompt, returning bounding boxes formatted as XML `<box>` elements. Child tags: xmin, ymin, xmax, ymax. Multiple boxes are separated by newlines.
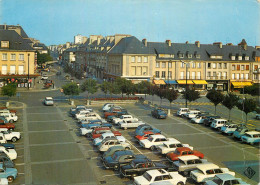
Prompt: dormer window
<box><xmin>195</xmin><ymin>54</ymin><xmax>200</xmax><ymax>59</ymax></box>
<box><xmin>210</xmin><ymin>55</ymin><xmax>222</xmax><ymax>59</ymax></box>
<box><xmin>1</xmin><ymin>41</ymin><xmax>9</xmax><ymax>48</ymax></box>
<box><xmin>231</xmin><ymin>55</ymin><xmax>235</xmax><ymax>60</ymax></box>
<box><xmin>188</xmin><ymin>54</ymin><xmax>192</xmax><ymax>58</ymax></box>
<box><xmin>245</xmin><ymin>56</ymin><xmax>249</xmax><ymax>60</ymax></box>
<box><xmin>238</xmin><ymin>56</ymin><xmax>242</xmax><ymax>60</ymax></box>
<box><xmin>178</xmin><ymin>53</ymin><xmax>184</xmax><ymax>58</ymax></box>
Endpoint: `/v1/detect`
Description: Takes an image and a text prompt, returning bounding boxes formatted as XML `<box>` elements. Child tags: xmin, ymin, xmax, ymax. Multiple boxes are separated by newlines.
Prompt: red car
<box><xmin>0</xmin><ymin>120</ymin><xmax>15</xmax><ymax>130</ymax></box>
<box><xmin>0</xmin><ymin>107</ymin><xmax>17</xmax><ymax>114</ymax></box>
<box><xmin>135</xmin><ymin>131</ymin><xmax>160</xmax><ymax>141</ymax></box>
<box><xmin>166</xmin><ymin>147</ymin><xmax>204</xmax><ymax>162</ymax></box>
<box><xmin>104</xmin><ymin>108</ymin><xmax>123</xmax><ymax>119</ymax></box>
<box><xmin>91</xmin><ymin>128</ymin><xmax>122</xmax><ymax>139</ymax></box>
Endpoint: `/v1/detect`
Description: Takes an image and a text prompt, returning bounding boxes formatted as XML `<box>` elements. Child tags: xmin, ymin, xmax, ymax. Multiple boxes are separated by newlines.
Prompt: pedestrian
<box><xmin>53</xmin><ymin>83</ymin><xmax>55</xmax><ymax>89</ymax></box>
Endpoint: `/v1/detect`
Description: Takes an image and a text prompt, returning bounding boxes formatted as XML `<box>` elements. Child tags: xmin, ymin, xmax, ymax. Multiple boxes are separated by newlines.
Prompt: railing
<box><xmin>206</xmin><ymin>76</ymin><xmax>228</xmax><ymax>80</ymax></box>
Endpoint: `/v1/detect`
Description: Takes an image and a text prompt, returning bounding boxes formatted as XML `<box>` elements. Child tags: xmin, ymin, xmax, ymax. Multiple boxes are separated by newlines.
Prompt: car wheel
<box><xmin>176</xmin><ymin>182</ymin><xmax>184</xmax><ymax>185</ymax></box>
<box><xmin>9</xmin><ymin>119</ymin><xmax>14</xmax><ymax>123</ymax></box>
<box><xmin>9</xmin><ymin>128</ymin><xmax>14</xmax><ymax>131</ymax></box>
<box><xmin>11</xmin><ymin>137</ymin><xmax>17</xmax><ymax>142</ymax></box>
<box><xmin>125</xmin><ymin>147</ymin><xmax>130</xmax><ymax>150</ymax></box>
<box><xmin>150</xmin><ymin>146</ymin><xmax>155</xmax><ymax>151</ymax></box>
<box><xmin>7</xmin><ymin>176</ymin><xmax>14</xmax><ymax>182</ymax></box>
<box><xmin>114</xmin><ymin>165</ymin><xmax>119</xmax><ymax>171</ymax></box>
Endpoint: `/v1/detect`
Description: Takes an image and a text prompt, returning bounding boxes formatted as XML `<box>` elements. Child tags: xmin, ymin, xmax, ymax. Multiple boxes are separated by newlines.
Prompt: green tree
<box><xmin>37</xmin><ymin>51</ymin><xmax>53</xmax><ymax>65</ymax></box>
<box><xmin>165</xmin><ymin>88</ymin><xmax>179</xmax><ymax>110</ymax></box>
<box><xmin>222</xmin><ymin>93</ymin><xmax>239</xmax><ymax>120</ymax></box>
<box><xmin>136</xmin><ymin>81</ymin><xmax>151</xmax><ymax>99</ymax></box>
<box><xmin>156</xmin><ymin>88</ymin><xmax>166</xmax><ymax>106</ymax></box>
<box><xmin>80</xmin><ymin>79</ymin><xmax>98</xmax><ymax>100</ymax></box>
<box><xmin>148</xmin><ymin>85</ymin><xmax>157</xmax><ymax>104</ymax></box>
<box><xmin>206</xmin><ymin>89</ymin><xmax>224</xmax><ymax>115</ymax></box>
<box><xmin>114</xmin><ymin>77</ymin><xmax>134</xmax><ymax>97</ymax></box>
<box><xmin>100</xmin><ymin>81</ymin><xmax>110</xmax><ymax>98</ymax></box>
<box><xmin>182</xmin><ymin>89</ymin><xmax>200</xmax><ymax>108</ymax></box>
<box><xmin>1</xmin><ymin>83</ymin><xmax>17</xmax><ymax>98</ymax></box>
<box><xmin>62</xmin><ymin>82</ymin><xmax>80</xmax><ymax>100</ymax></box>
<box><xmin>108</xmin><ymin>82</ymin><xmax>121</xmax><ymax>97</ymax></box>
<box><xmin>237</xmin><ymin>98</ymin><xmax>257</xmax><ymax>124</ymax></box>
<box><xmin>242</xmin><ymin>84</ymin><xmax>260</xmax><ymax>96</ymax></box>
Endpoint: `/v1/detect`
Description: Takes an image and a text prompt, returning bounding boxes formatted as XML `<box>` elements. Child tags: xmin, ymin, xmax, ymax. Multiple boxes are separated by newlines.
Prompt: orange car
<box><xmin>166</xmin><ymin>147</ymin><xmax>204</xmax><ymax>162</ymax></box>
<box><xmin>135</xmin><ymin>131</ymin><xmax>161</xmax><ymax>141</ymax></box>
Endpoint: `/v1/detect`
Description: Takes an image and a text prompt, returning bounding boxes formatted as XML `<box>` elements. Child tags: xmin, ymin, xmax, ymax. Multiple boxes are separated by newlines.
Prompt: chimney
<box><xmin>255</xmin><ymin>46</ymin><xmax>260</xmax><ymax>50</ymax></box>
<box><xmin>185</xmin><ymin>41</ymin><xmax>189</xmax><ymax>44</ymax></box>
<box><xmin>97</xmin><ymin>37</ymin><xmax>100</xmax><ymax>45</ymax></box>
<box><xmin>239</xmin><ymin>39</ymin><xmax>247</xmax><ymax>50</ymax></box>
<box><xmin>166</xmin><ymin>40</ymin><xmax>171</xmax><ymax>47</ymax></box>
<box><xmin>142</xmin><ymin>39</ymin><xmax>147</xmax><ymax>46</ymax></box>
<box><xmin>195</xmin><ymin>41</ymin><xmax>200</xmax><ymax>48</ymax></box>
<box><xmin>226</xmin><ymin>43</ymin><xmax>233</xmax><ymax>46</ymax></box>
<box><xmin>213</xmin><ymin>42</ymin><xmax>223</xmax><ymax>48</ymax></box>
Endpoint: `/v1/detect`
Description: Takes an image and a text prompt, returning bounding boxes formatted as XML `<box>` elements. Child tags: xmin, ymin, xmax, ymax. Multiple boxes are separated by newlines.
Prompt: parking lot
<box><xmin>14</xmin><ymin>98</ymin><xmax>259</xmax><ymax>185</ymax></box>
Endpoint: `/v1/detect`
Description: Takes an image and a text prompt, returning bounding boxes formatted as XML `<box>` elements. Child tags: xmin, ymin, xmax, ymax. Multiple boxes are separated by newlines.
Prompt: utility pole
<box><xmin>28</xmin><ymin>53</ymin><xmax>30</xmax><ymax>90</ymax></box>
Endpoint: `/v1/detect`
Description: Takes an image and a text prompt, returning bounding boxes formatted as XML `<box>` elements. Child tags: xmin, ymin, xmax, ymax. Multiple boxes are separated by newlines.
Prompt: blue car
<box><xmin>0</xmin><ymin>164</ymin><xmax>17</xmax><ymax>182</ymax></box>
<box><xmin>233</xmin><ymin>127</ymin><xmax>249</xmax><ymax>140</ymax></box>
<box><xmin>151</xmin><ymin>108</ymin><xmax>167</xmax><ymax>119</ymax></box>
<box><xmin>205</xmin><ymin>174</ymin><xmax>249</xmax><ymax>185</ymax></box>
<box><xmin>81</xmin><ymin>122</ymin><xmax>112</xmax><ymax>129</ymax></box>
<box><xmin>135</xmin><ymin>125</ymin><xmax>161</xmax><ymax>136</ymax></box>
<box><xmin>241</xmin><ymin>131</ymin><xmax>260</xmax><ymax>145</ymax></box>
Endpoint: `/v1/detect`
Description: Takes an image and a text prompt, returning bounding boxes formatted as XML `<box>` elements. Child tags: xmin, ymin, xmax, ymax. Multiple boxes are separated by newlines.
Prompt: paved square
<box><xmin>29</xmin><ymin>131</ymin><xmax>74</xmax><ymax>144</ymax></box>
<box><xmin>28</xmin><ymin>121</ymin><xmax>68</xmax><ymax>131</ymax></box>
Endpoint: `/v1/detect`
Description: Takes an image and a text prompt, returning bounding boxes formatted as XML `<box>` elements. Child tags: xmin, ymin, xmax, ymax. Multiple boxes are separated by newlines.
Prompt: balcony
<box><xmin>206</xmin><ymin>76</ymin><xmax>228</xmax><ymax>80</ymax></box>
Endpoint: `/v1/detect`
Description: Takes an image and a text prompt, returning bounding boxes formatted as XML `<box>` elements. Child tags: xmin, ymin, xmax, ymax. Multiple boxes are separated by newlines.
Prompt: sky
<box><xmin>0</xmin><ymin>0</ymin><xmax>259</xmax><ymax>46</ymax></box>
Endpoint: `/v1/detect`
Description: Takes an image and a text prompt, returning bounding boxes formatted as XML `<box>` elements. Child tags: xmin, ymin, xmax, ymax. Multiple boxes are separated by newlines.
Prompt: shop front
<box><xmin>0</xmin><ymin>74</ymin><xmax>40</xmax><ymax>88</ymax></box>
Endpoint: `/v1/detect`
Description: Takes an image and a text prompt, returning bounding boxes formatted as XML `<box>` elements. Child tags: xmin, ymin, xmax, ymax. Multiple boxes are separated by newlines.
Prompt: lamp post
<box><xmin>168</xmin><ymin>60</ymin><xmax>170</xmax><ymax>88</ymax></box>
<box><xmin>181</xmin><ymin>60</ymin><xmax>190</xmax><ymax>108</ymax></box>
<box><xmin>28</xmin><ymin>53</ymin><xmax>30</xmax><ymax>90</ymax></box>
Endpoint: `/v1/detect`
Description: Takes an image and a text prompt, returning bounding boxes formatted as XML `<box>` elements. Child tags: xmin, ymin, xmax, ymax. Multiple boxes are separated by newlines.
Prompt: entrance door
<box><xmin>18</xmin><ymin>66</ymin><xmax>24</xmax><ymax>75</ymax></box>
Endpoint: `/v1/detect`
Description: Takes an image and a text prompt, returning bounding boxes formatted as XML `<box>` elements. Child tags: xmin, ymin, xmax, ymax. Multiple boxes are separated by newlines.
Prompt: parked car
<box><xmin>0</xmin><ymin>153</ymin><xmax>15</xmax><ymax>168</ymax></box>
<box><xmin>0</xmin><ymin>122</ymin><xmax>15</xmax><ymax>131</ymax></box>
<box><xmin>203</xmin><ymin>116</ymin><xmax>221</xmax><ymax>126</ymax></box>
<box><xmin>0</xmin><ymin>147</ymin><xmax>17</xmax><ymax>160</ymax></box>
<box><xmin>135</xmin><ymin>131</ymin><xmax>160</xmax><ymax>142</ymax></box>
<box><xmin>0</xmin><ymin>178</ymin><xmax>8</xmax><ymax>185</ymax></box>
<box><xmin>172</xmin><ymin>155</ymin><xmax>211</xmax><ymax>176</ymax></box>
<box><xmin>166</xmin><ymin>147</ymin><xmax>204</xmax><ymax>162</ymax></box>
<box><xmin>210</xmin><ymin>119</ymin><xmax>228</xmax><ymax>130</ymax></box>
<box><xmin>98</xmin><ymin>138</ymin><xmax>131</xmax><ymax>152</ymax></box>
<box><xmin>133</xmin><ymin>169</ymin><xmax>186</xmax><ymax>185</ymax></box>
<box><xmin>241</xmin><ymin>131</ymin><xmax>260</xmax><ymax>145</ymax></box>
<box><xmin>93</xmin><ymin>132</ymin><xmax>126</xmax><ymax>146</ymax></box>
<box><xmin>41</xmin><ymin>75</ymin><xmax>48</xmax><ymax>80</ymax></box>
<box><xmin>70</xmin><ymin>105</ymin><xmax>87</xmax><ymax>117</ymax></box>
<box><xmin>184</xmin><ymin>110</ymin><xmax>201</xmax><ymax>119</ymax></box>
<box><xmin>77</xmin><ymin>112</ymin><xmax>101</xmax><ymax>122</ymax></box>
<box><xmin>176</xmin><ymin>108</ymin><xmax>189</xmax><ymax>117</ymax></box>
<box><xmin>0</xmin><ymin>111</ymin><xmax>17</xmax><ymax>123</ymax></box>
<box><xmin>0</xmin><ymin>143</ymin><xmax>15</xmax><ymax>150</ymax></box>
<box><xmin>103</xmin><ymin>150</ymin><xmax>147</xmax><ymax>170</ymax></box>
<box><xmin>91</xmin><ymin>128</ymin><xmax>122</xmax><ymax>139</ymax></box>
<box><xmin>102</xmin><ymin>103</ymin><xmax>114</xmax><ymax>112</ymax></box>
<box><xmin>107</xmin><ymin>111</ymin><xmax>128</xmax><ymax>123</ymax></box>
<box><xmin>119</xmin><ymin>119</ymin><xmax>145</xmax><ymax>130</ymax></box>
<box><xmin>233</xmin><ymin>127</ymin><xmax>249</xmax><ymax>140</ymax></box>
<box><xmin>190</xmin><ymin>163</ymin><xmax>235</xmax><ymax>183</ymax></box>
<box><xmin>139</xmin><ymin>135</ymin><xmax>174</xmax><ymax>150</ymax></box>
<box><xmin>190</xmin><ymin>115</ymin><xmax>208</xmax><ymax>124</ymax></box>
<box><xmin>0</xmin><ymin>108</ymin><xmax>16</xmax><ymax>114</ymax></box>
<box><xmin>104</xmin><ymin>107</ymin><xmax>126</xmax><ymax>119</ymax></box>
<box><xmin>220</xmin><ymin>124</ymin><xmax>240</xmax><ymax>135</ymax></box>
<box><xmin>0</xmin><ymin>164</ymin><xmax>17</xmax><ymax>182</ymax></box>
<box><xmin>120</xmin><ymin>158</ymin><xmax>168</xmax><ymax>178</ymax></box>
<box><xmin>101</xmin><ymin>146</ymin><xmax>126</xmax><ymax>161</ymax></box>
<box><xmin>0</xmin><ymin>128</ymin><xmax>20</xmax><ymax>142</ymax></box>
<box><xmin>135</xmin><ymin>125</ymin><xmax>161</xmax><ymax>136</ymax></box>
<box><xmin>156</xmin><ymin>139</ymin><xmax>193</xmax><ymax>155</ymax></box>
<box><xmin>80</xmin><ymin>124</ymin><xmax>111</xmax><ymax>137</ymax></box>
<box><xmin>75</xmin><ymin>109</ymin><xmax>94</xmax><ymax>120</ymax></box>
<box><xmin>112</xmin><ymin>115</ymin><xmax>138</xmax><ymax>125</ymax></box>
<box><xmin>151</xmin><ymin>108</ymin><xmax>167</xmax><ymax>119</ymax></box>
<box><xmin>44</xmin><ymin>97</ymin><xmax>54</xmax><ymax>106</ymax></box>
<box><xmin>204</xmin><ymin>173</ymin><xmax>250</xmax><ymax>185</ymax></box>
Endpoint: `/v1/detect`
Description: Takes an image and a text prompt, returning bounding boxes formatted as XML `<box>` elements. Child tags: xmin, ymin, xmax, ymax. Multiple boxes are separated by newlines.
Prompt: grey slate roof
<box><xmin>0</xmin><ymin>30</ymin><xmax>34</xmax><ymax>50</ymax></box>
<box><xmin>33</xmin><ymin>43</ymin><xmax>48</xmax><ymax>50</ymax></box>
<box><xmin>64</xmin><ymin>47</ymin><xmax>77</xmax><ymax>52</ymax></box>
<box><xmin>0</xmin><ymin>25</ymin><xmax>29</xmax><ymax>38</ymax></box>
<box><xmin>109</xmin><ymin>36</ymin><xmax>155</xmax><ymax>54</ymax></box>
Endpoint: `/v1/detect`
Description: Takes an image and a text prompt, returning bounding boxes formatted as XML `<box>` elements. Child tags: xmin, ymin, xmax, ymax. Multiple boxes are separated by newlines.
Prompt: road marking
<box><xmin>15</xmin><ymin>163</ymin><xmax>25</xmax><ymax>166</ymax></box>
<box><xmin>28</xmin><ymin>129</ymin><xmax>70</xmax><ymax>133</ymax></box>
<box><xmin>30</xmin><ymin>158</ymin><xmax>86</xmax><ymax>165</ymax></box>
<box><xmin>29</xmin><ymin>141</ymin><xmax>77</xmax><ymax>147</ymax></box>
<box><xmin>102</xmin><ymin>174</ymin><xmax>120</xmax><ymax>177</ymax></box>
<box><xmin>27</xmin><ymin>120</ymin><xmax>64</xmax><ymax>123</ymax></box>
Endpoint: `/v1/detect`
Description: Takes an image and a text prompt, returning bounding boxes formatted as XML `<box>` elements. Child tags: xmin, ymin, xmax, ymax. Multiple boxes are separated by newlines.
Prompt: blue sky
<box><xmin>1</xmin><ymin>0</ymin><xmax>259</xmax><ymax>46</ymax></box>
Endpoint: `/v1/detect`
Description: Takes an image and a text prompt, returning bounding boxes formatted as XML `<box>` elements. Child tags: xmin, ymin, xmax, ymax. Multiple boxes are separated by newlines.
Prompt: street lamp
<box><xmin>28</xmin><ymin>53</ymin><xmax>30</xmax><ymax>90</ymax></box>
<box><xmin>181</xmin><ymin>60</ymin><xmax>192</xmax><ymax>108</ymax></box>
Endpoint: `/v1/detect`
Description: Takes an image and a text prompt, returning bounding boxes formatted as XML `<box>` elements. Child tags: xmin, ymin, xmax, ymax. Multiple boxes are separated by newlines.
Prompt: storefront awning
<box><xmin>231</xmin><ymin>81</ymin><xmax>253</xmax><ymax>88</ymax></box>
<box><xmin>177</xmin><ymin>80</ymin><xmax>194</xmax><ymax>85</ymax></box>
<box><xmin>153</xmin><ymin>80</ymin><xmax>166</xmax><ymax>85</ymax></box>
<box><xmin>164</xmin><ymin>80</ymin><xmax>178</xmax><ymax>84</ymax></box>
<box><xmin>193</xmin><ymin>80</ymin><xmax>208</xmax><ymax>85</ymax></box>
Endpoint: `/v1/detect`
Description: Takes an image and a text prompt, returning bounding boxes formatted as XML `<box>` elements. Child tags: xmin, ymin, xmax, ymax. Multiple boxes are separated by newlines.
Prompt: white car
<box><xmin>0</xmin><ymin>178</ymin><xmax>8</xmax><ymax>185</ymax></box>
<box><xmin>139</xmin><ymin>135</ymin><xmax>175</xmax><ymax>150</ymax></box>
<box><xmin>0</xmin><ymin>146</ymin><xmax>17</xmax><ymax>160</ymax></box>
<box><xmin>75</xmin><ymin>109</ymin><xmax>93</xmax><ymax>119</ymax></box>
<box><xmin>98</xmin><ymin>138</ymin><xmax>131</xmax><ymax>152</ymax></box>
<box><xmin>133</xmin><ymin>169</ymin><xmax>186</xmax><ymax>185</ymax></box>
<box><xmin>190</xmin><ymin>163</ymin><xmax>235</xmax><ymax>183</ymax></box>
<box><xmin>184</xmin><ymin>110</ymin><xmax>201</xmax><ymax>119</ymax></box>
<box><xmin>210</xmin><ymin>119</ymin><xmax>228</xmax><ymax>129</ymax></box>
<box><xmin>176</xmin><ymin>108</ymin><xmax>189</xmax><ymax>117</ymax></box>
<box><xmin>44</xmin><ymin>97</ymin><xmax>54</xmax><ymax>106</ymax></box>
<box><xmin>102</xmin><ymin>103</ymin><xmax>114</xmax><ymax>112</ymax></box>
<box><xmin>112</xmin><ymin>115</ymin><xmax>138</xmax><ymax>125</ymax></box>
<box><xmin>77</xmin><ymin>112</ymin><xmax>101</xmax><ymax>122</ymax></box>
<box><xmin>0</xmin><ymin>128</ymin><xmax>20</xmax><ymax>142</ymax></box>
<box><xmin>220</xmin><ymin>124</ymin><xmax>239</xmax><ymax>135</ymax></box>
<box><xmin>41</xmin><ymin>75</ymin><xmax>48</xmax><ymax>80</ymax></box>
<box><xmin>190</xmin><ymin>115</ymin><xmax>207</xmax><ymax>124</ymax></box>
<box><xmin>156</xmin><ymin>139</ymin><xmax>193</xmax><ymax>155</ymax></box>
<box><xmin>93</xmin><ymin>132</ymin><xmax>126</xmax><ymax>146</ymax></box>
<box><xmin>2</xmin><ymin>113</ymin><xmax>18</xmax><ymax>123</ymax></box>
<box><xmin>119</xmin><ymin>120</ymin><xmax>145</xmax><ymax>130</ymax></box>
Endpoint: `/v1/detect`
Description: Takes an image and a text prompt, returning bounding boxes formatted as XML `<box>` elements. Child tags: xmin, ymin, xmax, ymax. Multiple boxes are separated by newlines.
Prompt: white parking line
<box><xmin>29</xmin><ymin>141</ymin><xmax>76</xmax><ymax>147</ymax></box>
<box><xmin>28</xmin><ymin>120</ymin><xmax>64</xmax><ymax>123</ymax></box>
<box><xmin>102</xmin><ymin>174</ymin><xmax>120</xmax><ymax>177</ymax></box>
<box><xmin>15</xmin><ymin>163</ymin><xmax>25</xmax><ymax>166</ymax></box>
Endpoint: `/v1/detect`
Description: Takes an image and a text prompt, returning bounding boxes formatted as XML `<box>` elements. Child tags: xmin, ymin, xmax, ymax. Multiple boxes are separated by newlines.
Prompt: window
<box><xmin>19</xmin><ymin>54</ymin><xmax>24</xmax><ymax>61</ymax></box>
<box><xmin>197</xmin><ymin>72</ymin><xmax>201</xmax><ymax>79</ymax></box>
<box><xmin>192</xmin><ymin>62</ymin><xmax>196</xmax><ymax>68</ymax></box>
<box><xmin>168</xmin><ymin>62</ymin><xmax>172</xmax><ymax>68</ymax></box>
<box><xmin>238</xmin><ymin>56</ymin><xmax>242</xmax><ymax>60</ymax></box>
<box><xmin>231</xmin><ymin>73</ymin><xmax>235</xmax><ymax>79</ymax></box>
<box><xmin>213</xmin><ymin>72</ymin><xmax>216</xmax><ymax>79</ymax></box>
<box><xmin>231</xmin><ymin>56</ymin><xmax>235</xmax><ymax>60</ymax></box>
<box><xmin>10</xmin><ymin>65</ymin><xmax>16</xmax><ymax>74</ymax></box>
<box><xmin>144</xmin><ymin>57</ymin><xmax>148</xmax><ymax>63</ymax></box>
<box><xmin>162</xmin><ymin>62</ymin><xmax>166</xmax><ymax>68</ymax></box>
<box><xmin>241</xmin><ymin>73</ymin><xmax>244</xmax><ymax>79</ymax></box>
<box><xmin>180</xmin><ymin>72</ymin><xmax>184</xmax><ymax>79</ymax></box>
<box><xmin>223</xmin><ymin>63</ymin><xmax>227</xmax><ymax>69</ymax></box>
<box><xmin>245</xmin><ymin>73</ymin><xmax>249</xmax><ymax>79</ymax></box>
<box><xmin>2</xmin><ymin>53</ymin><xmax>7</xmax><ymax>61</ymax></box>
<box><xmin>241</xmin><ymin>65</ymin><xmax>245</xmax><ymax>70</ymax></box>
<box><xmin>156</xmin><ymin>62</ymin><xmax>160</xmax><ymax>68</ymax></box>
<box><xmin>223</xmin><ymin>72</ymin><xmax>227</xmax><ymax>79</ymax></box>
<box><xmin>168</xmin><ymin>71</ymin><xmax>172</xmax><ymax>79</ymax></box>
<box><xmin>245</xmin><ymin>56</ymin><xmax>249</xmax><ymax>60</ymax></box>
<box><xmin>232</xmin><ymin>65</ymin><xmax>235</xmax><ymax>70</ymax></box>
<box><xmin>179</xmin><ymin>53</ymin><xmax>184</xmax><ymax>58</ymax></box>
<box><xmin>143</xmin><ymin>67</ymin><xmax>148</xmax><ymax>75</ymax></box>
<box><xmin>212</xmin><ymin>63</ymin><xmax>216</xmax><ymax>69</ymax></box>
<box><xmin>11</xmin><ymin>54</ymin><xmax>16</xmax><ymax>61</ymax></box>
<box><xmin>138</xmin><ymin>56</ymin><xmax>141</xmax><ymax>62</ymax></box>
<box><xmin>161</xmin><ymin>71</ymin><xmax>166</xmax><ymax>78</ymax></box>
<box><xmin>192</xmin><ymin>72</ymin><xmax>195</xmax><ymax>79</ymax></box>
<box><xmin>181</xmin><ymin>62</ymin><xmax>185</xmax><ymax>68</ymax></box>
<box><xmin>218</xmin><ymin>63</ymin><xmax>222</xmax><ymax>69</ymax></box>
<box><xmin>188</xmin><ymin>54</ymin><xmax>192</xmax><ymax>58</ymax></box>
<box><xmin>246</xmin><ymin>65</ymin><xmax>249</xmax><ymax>70</ymax></box>
<box><xmin>237</xmin><ymin>65</ymin><xmax>240</xmax><ymax>70</ymax></box>
<box><xmin>1</xmin><ymin>41</ymin><xmax>9</xmax><ymax>48</ymax></box>
<box><xmin>131</xmin><ymin>67</ymin><xmax>136</xmax><ymax>75</ymax></box>
<box><xmin>195</xmin><ymin>54</ymin><xmax>200</xmax><ymax>59</ymax></box>
<box><xmin>208</xmin><ymin>63</ymin><xmax>211</xmax><ymax>68</ymax></box>
<box><xmin>137</xmin><ymin>67</ymin><xmax>142</xmax><ymax>76</ymax></box>
<box><xmin>187</xmin><ymin>71</ymin><xmax>190</xmax><ymax>79</ymax></box>
<box><xmin>197</xmin><ymin>63</ymin><xmax>201</xmax><ymax>68</ymax></box>
<box><xmin>155</xmin><ymin>71</ymin><xmax>159</xmax><ymax>78</ymax></box>
<box><xmin>1</xmin><ymin>65</ymin><xmax>7</xmax><ymax>75</ymax></box>
<box><xmin>207</xmin><ymin>72</ymin><xmax>211</xmax><ymax>78</ymax></box>
<box><xmin>131</xmin><ymin>57</ymin><xmax>135</xmax><ymax>63</ymax></box>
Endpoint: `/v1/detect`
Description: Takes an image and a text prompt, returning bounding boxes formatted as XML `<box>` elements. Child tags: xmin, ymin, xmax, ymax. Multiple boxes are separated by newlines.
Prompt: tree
<box><xmin>100</xmin><ymin>81</ymin><xmax>110</xmax><ymax>98</ymax></box>
<box><xmin>62</xmin><ymin>82</ymin><xmax>80</xmax><ymax>100</ymax></box>
<box><xmin>206</xmin><ymin>89</ymin><xmax>224</xmax><ymax>114</ymax></box>
<box><xmin>237</xmin><ymin>98</ymin><xmax>257</xmax><ymax>124</ymax></box>
<box><xmin>156</xmin><ymin>88</ymin><xmax>166</xmax><ymax>106</ymax></box>
<box><xmin>80</xmin><ymin>79</ymin><xmax>98</xmax><ymax>100</ymax></box>
<box><xmin>136</xmin><ymin>81</ymin><xmax>151</xmax><ymax>99</ymax></box>
<box><xmin>222</xmin><ymin>93</ymin><xmax>239</xmax><ymax>120</ymax></box>
<box><xmin>242</xmin><ymin>84</ymin><xmax>260</xmax><ymax>96</ymax></box>
<box><xmin>114</xmin><ymin>77</ymin><xmax>134</xmax><ymax>97</ymax></box>
<box><xmin>1</xmin><ymin>83</ymin><xmax>17</xmax><ymax>98</ymax></box>
<box><xmin>36</xmin><ymin>51</ymin><xmax>53</xmax><ymax>65</ymax></box>
<box><xmin>182</xmin><ymin>89</ymin><xmax>200</xmax><ymax>107</ymax></box>
<box><xmin>108</xmin><ymin>82</ymin><xmax>121</xmax><ymax>97</ymax></box>
<box><xmin>165</xmin><ymin>88</ymin><xmax>179</xmax><ymax>110</ymax></box>
<box><xmin>148</xmin><ymin>85</ymin><xmax>157</xmax><ymax>104</ymax></box>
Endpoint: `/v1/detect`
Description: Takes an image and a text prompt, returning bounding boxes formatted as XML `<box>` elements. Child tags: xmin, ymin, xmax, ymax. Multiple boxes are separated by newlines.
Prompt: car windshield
<box><xmin>244</xmin><ymin>134</ymin><xmax>251</xmax><ymax>138</ymax></box>
<box><xmin>212</xmin><ymin>176</ymin><xmax>222</xmax><ymax>184</ymax></box>
<box><xmin>143</xmin><ymin>172</ymin><xmax>152</xmax><ymax>182</ymax></box>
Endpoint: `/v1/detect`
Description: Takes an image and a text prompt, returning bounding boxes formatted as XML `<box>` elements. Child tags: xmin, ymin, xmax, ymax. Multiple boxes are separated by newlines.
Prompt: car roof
<box><xmin>132</xmin><ymin>158</ymin><xmax>150</xmax><ymax>163</ymax></box>
<box><xmin>94</xmin><ymin>127</ymin><xmax>110</xmax><ymax>131</ymax></box>
<box><xmin>45</xmin><ymin>97</ymin><xmax>53</xmax><ymax>100</ymax></box>
<box><xmin>176</xmin><ymin>147</ymin><xmax>192</xmax><ymax>152</ymax></box>
<box><xmin>163</xmin><ymin>139</ymin><xmax>180</xmax><ymax>145</ymax></box>
<box><xmin>0</xmin><ymin>128</ymin><xmax>8</xmax><ymax>131</ymax></box>
<box><xmin>150</xmin><ymin>135</ymin><xmax>166</xmax><ymax>139</ymax></box>
<box><xmin>114</xmin><ymin>150</ymin><xmax>133</xmax><ymax>156</ymax></box>
<box><xmin>214</xmin><ymin>119</ymin><xmax>227</xmax><ymax>121</ymax></box>
<box><xmin>197</xmin><ymin>163</ymin><xmax>219</xmax><ymax>171</ymax></box>
<box><xmin>178</xmin><ymin>155</ymin><xmax>199</xmax><ymax>161</ymax></box>
<box><xmin>146</xmin><ymin>169</ymin><xmax>168</xmax><ymax>176</ymax></box>
<box><xmin>245</xmin><ymin>131</ymin><xmax>260</xmax><ymax>135</ymax></box>
<box><xmin>214</xmin><ymin>174</ymin><xmax>237</xmax><ymax>181</ymax></box>
<box><xmin>101</xmin><ymin>132</ymin><xmax>114</xmax><ymax>137</ymax></box>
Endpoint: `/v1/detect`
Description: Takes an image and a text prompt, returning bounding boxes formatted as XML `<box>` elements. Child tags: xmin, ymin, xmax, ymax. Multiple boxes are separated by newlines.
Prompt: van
<box><xmin>177</xmin><ymin>108</ymin><xmax>189</xmax><ymax>116</ymax></box>
<box><xmin>210</xmin><ymin>119</ymin><xmax>228</xmax><ymax>129</ymax></box>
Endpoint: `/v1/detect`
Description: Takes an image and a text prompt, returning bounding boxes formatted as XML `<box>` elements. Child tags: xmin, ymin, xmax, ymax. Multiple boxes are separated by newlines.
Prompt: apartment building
<box><xmin>0</xmin><ymin>29</ymin><xmax>37</xmax><ymax>88</ymax></box>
